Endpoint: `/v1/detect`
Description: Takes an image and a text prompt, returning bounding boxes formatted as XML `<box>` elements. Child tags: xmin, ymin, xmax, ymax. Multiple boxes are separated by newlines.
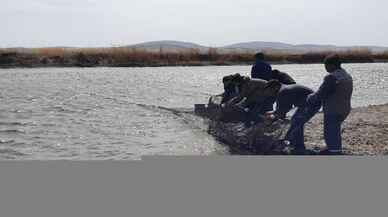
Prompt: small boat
<box><xmin>195</xmin><ymin>94</ymin><xmax>291</xmax><ymax>155</ymax></box>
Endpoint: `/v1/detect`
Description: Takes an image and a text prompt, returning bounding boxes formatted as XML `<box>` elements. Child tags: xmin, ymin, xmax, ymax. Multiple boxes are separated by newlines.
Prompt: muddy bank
<box><xmin>304</xmin><ymin>104</ymin><xmax>388</xmax><ymax>155</ymax></box>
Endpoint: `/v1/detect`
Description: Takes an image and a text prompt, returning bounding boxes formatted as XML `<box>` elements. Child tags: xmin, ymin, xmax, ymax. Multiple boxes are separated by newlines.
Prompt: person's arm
<box><xmin>271</xmin><ymin>93</ymin><xmax>293</xmax><ymax>119</ymax></box>
<box><xmin>266</xmin><ymin>63</ymin><xmax>273</xmax><ymax>73</ymax></box>
<box><xmin>228</xmin><ymin>84</ymin><xmax>249</xmax><ymax>108</ymax></box>
<box><xmin>251</xmin><ymin>65</ymin><xmax>256</xmax><ymax>78</ymax></box>
<box><xmin>274</xmin><ymin>102</ymin><xmax>292</xmax><ymax>119</ymax></box>
<box><xmin>307</xmin><ymin>74</ymin><xmax>337</xmax><ymax>106</ymax></box>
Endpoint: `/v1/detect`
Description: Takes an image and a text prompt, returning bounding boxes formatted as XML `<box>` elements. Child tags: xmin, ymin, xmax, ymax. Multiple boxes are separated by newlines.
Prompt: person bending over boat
<box><xmin>258</xmin><ymin>69</ymin><xmax>296</xmax><ymax>111</ymax></box>
<box><xmin>223</xmin><ymin>76</ymin><xmax>282</xmax><ymax>123</ymax></box>
<box><xmin>266</xmin><ymin>81</ymin><xmax>322</xmax><ymax>155</ymax></box>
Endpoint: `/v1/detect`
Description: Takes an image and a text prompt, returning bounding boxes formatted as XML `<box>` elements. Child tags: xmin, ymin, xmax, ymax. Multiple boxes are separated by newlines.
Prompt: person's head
<box><xmin>233</xmin><ymin>74</ymin><xmax>250</xmax><ymax>89</ymax></box>
<box><xmin>264</xmin><ymin>79</ymin><xmax>282</xmax><ymax>95</ymax></box>
<box><xmin>222</xmin><ymin>74</ymin><xmax>233</xmax><ymax>86</ymax></box>
<box><xmin>255</xmin><ymin>52</ymin><xmax>265</xmax><ymax>61</ymax></box>
<box><xmin>223</xmin><ymin>73</ymin><xmax>245</xmax><ymax>91</ymax></box>
<box><xmin>324</xmin><ymin>54</ymin><xmax>342</xmax><ymax>73</ymax></box>
<box><xmin>223</xmin><ymin>74</ymin><xmax>236</xmax><ymax>91</ymax></box>
<box><xmin>272</xmin><ymin>69</ymin><xmax>280</xmax><ymax>76</ymax></box>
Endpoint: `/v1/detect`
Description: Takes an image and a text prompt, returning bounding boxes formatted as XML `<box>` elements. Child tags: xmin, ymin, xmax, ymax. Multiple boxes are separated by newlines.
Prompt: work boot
<box><xmin>318</xmin><ymin>149</ymin><xmax>343</xmax><ymax>156</ymax></box>
<box><xmin>290</xmin><ymin>148</ymin><xmax>317</xmax><ymax>156</ymax></box>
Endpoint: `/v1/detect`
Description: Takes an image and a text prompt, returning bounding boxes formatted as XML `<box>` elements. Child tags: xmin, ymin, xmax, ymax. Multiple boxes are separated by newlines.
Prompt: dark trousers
<box><xmin>285</xmin><ymin>105</ymin><xmax>321</xmax><ymax>151</ymax></box>
<box><xmin>324</xmin><ymin>114</ymin><xmax>346</xmax><ymax>151</ymax></box>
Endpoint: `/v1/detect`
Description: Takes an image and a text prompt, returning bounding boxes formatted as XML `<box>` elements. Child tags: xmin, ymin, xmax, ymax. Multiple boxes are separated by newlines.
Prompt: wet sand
<box><xmin>304</xmin><ymin>104</ymin><xmax>388</xmax><ymax>155</ymax></box>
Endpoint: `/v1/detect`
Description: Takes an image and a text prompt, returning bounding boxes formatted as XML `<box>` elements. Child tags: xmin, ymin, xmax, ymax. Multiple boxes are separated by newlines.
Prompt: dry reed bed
<box><xmin>1</xmin><ymin>47</ymin><xmax>388</xmax><ymax>67</ymax></box>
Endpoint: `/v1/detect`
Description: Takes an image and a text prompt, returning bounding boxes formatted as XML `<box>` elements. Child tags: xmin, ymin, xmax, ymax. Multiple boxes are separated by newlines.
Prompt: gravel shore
<box><xmin>304</xmin><ymin>104</ymin><xmax>388</xmax><ymax>155</ymax></box>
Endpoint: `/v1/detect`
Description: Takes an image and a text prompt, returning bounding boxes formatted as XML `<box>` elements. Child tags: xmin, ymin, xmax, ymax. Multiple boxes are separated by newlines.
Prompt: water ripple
<box><xmin>0</xmin><ymin>148</ymin><xmax>27</xmax><ymax>157</ymax></box>
<box><xmin>0</xmin><ymin>129</ymin><xmax>26</xmax><ymax>134</ymax></box>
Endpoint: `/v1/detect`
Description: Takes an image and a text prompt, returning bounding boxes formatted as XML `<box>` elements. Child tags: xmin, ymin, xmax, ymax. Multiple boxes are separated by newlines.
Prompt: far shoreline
<box><xmin>1</xmin><ymin>60</ymin><xmax>388</xmax><ymax>69</ymax></box>
<box><xmin>2</xmin><ymin>47</ymin><xmax>388</xmax><ymax>69</ymax></box>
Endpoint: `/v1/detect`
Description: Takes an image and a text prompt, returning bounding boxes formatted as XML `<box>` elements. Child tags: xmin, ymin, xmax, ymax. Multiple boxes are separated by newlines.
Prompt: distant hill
<box><xmin>127</xmin><ymin>40</ymin><xmax>388</xmax><ymax>53</ymax></box>
<box><xmin>227</xmin><ymin>41</ymin><xmax>353</xmax><ymax>52</ymax></box>
<box><xmin>224</xmin><ymin>41</ymin><xmax>388</xmax><ymax>53</ymax></box>
<box><xmin>224</xmin><ymin>41</ymin><xmax>295</xmax><ymax>51</ymax></box>
<box><xmin>3</xmin><ymin>40</ymin><xmax>387</xmax><ymax>54</ymax></box>
<box><xmin>128</xmin><ymin>40</ymin><xmax>208</xmax><ymax>52</ymax></box>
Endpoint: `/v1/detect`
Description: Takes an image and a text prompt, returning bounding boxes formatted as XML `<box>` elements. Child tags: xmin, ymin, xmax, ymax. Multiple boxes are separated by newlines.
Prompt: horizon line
<box><xmin>1</xmin><ymin>40</ymin><xmax>388</xmax><ymax>49</ymax></box>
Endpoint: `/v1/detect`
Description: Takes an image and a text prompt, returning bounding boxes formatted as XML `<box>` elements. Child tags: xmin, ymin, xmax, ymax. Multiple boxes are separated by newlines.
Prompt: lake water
<box><xmin>1</xmin><ymin>63</ymin><xmax>388</xmax><ymax>160</ymax></box>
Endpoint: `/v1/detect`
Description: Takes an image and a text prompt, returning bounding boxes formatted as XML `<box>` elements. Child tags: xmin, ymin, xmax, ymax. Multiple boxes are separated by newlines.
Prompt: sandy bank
<box><xmin>305</xmin><ymin>104</ymin><xmax>388</xmax><ymax>155</ymax></box>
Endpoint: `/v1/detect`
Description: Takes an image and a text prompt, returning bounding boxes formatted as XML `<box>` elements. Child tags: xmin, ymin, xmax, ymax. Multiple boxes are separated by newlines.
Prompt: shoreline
<box><xmin>1</xmin><ymin>60</ymin><xmax>387</xmax><ymax>69</ymax></box>
<box><xmin>2</xmin><ymin>48</ymin><xmax>388</xmax><ymax>69</ymax></box>
<box><xmin>304</xmin><ymin>104</ymin><xmax>388</xmax><ymax>156</ymax></box>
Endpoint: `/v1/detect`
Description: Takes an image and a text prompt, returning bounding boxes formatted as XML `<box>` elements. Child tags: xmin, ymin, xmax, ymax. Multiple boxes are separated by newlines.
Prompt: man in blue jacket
<box><xmin>267</xmin><ymin>54</ymin><xmax>353</xmax><ymax>155</ymax></box>
<box><xmin>251</xmin><ymin>52</ymin><xmax>272</xmax><ymax>80</ymax></box>
<box><xmin>251</xmin><ymin>52</ymin><xmax>273</xmax><ymax>111</ymax></box>
<box><xmin>307</xmin><ymin>54</ymin><xmax>353</xmax><ymax>155</ymax></box>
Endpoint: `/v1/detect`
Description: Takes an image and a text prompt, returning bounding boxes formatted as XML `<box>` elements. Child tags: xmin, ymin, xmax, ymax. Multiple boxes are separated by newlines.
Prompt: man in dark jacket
<box><xmin>251</xmin><ymin>52</ymin><xmax>272</xmax><ymax>80</ymax></box>
<box><xmin>266</xmin><ymin>82</ymin><xmax>322</xmax><ymax>154</ymax></box>
<box><xmin>307</xmin><ymin>54</ymin><xmax>353</xmax><ymax>155</ymax></box>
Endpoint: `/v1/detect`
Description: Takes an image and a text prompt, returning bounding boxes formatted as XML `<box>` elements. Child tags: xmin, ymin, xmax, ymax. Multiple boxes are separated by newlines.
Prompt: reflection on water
<box><xmin>0</xmin><ymin>63</ymin><xmax>387</xmax><ymax>159</ymax></box>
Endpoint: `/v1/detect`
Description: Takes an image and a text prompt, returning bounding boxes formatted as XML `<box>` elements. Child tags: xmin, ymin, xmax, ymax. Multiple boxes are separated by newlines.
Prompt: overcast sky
<box><xmin>1</xmin><ymin>0</ymin><xmax>388</xmax><ymax>47</ymax></box>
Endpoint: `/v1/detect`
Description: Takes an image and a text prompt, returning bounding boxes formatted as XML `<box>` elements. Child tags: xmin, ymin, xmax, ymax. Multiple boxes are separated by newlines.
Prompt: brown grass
<box><xmin>1</xmin><ymin>47</ymin><xmax>388</xmax><ymax>67</ymax></box>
